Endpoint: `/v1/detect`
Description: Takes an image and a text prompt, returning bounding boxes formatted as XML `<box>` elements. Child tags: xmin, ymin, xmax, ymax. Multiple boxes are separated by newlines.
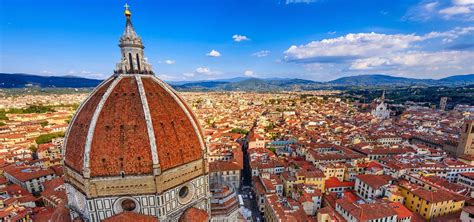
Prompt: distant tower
<box><xmin>458</xmin><ymin>120</ymin><xmax>474</xmax><ymax>156</ymax></box>
<box><xmin>439</xmin><ymin>97</ymin><xmax>448</xmax><ymax>111</ymax></box>
<box><xmin>371</xmin><ymin>91</ymin><xmax>390</xmax><ymax>119</ymax></box>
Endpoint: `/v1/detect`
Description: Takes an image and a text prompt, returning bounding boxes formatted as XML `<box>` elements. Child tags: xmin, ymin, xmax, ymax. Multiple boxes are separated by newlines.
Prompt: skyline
<box><xmin>1</xmin><ymin>0</ymin><xmax>474</xmax><ymax>81</ymax></box>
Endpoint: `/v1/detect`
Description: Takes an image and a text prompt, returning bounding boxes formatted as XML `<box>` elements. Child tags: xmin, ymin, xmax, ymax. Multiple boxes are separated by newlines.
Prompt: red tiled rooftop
<box><xmin>356</xmin><ymin>174</ymin><xmax>393</xmax><ymax>189</ymax></box>
<box><xmin>325</xmin><ymin>177</ymin><xmax>354</xmax><ymax>189</ymax></box>
<box><xmin>179</xmin><ymin>207</ymin><xmax>208</xmax><ymax>222</ymax></box>
<box><xmin>103</xmin><ymin>211</ymin><xmax>157</xmax><ymax>222</ymax></box>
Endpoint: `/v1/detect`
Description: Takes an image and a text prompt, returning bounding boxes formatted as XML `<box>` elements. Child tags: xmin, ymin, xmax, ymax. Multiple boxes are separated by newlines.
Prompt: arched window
<box><xmin>128</xmin><ymin>53</ymin><xmax>134</xmax><ymax>72</ymax></box>
<box><xmin>136</xmin><ymin>53</ymin><xmax>141</xmax><ymax>72</ymax></box>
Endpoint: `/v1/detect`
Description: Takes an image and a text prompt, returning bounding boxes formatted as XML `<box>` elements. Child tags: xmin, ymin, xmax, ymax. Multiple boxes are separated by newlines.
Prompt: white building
<box><xmin>371</xmin><ymin>91</ymin><xmax>390</xmax><ymax>119</ymax></box>
<box><xmin>354</xmin><ymin>174</ymin><xmax>393</xmax><ymax>200</ymax></box>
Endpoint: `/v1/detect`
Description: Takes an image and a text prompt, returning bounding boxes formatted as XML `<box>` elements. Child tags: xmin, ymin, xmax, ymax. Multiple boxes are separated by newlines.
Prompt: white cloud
<box><xmin>425</xmin><ymin>26</ymin><xmax>474</xmax><ymax>42</ymax></box>
<box><xmin>183</xmin><ymin>73</ymin><xmax>195</xmax><ymax>77</ymax></box>
<box><xmin>252</xmin><ymin>50</ymin><xmax>270</xmax><ymax>57</ymax></box>
<box><xmin>157</xmin><ymin>74</ymin><xmax>185</xmax><ymax>81</ymax></box>
<box><xmin>80</xmin><ymin>70</ymin><xmax>92</xmax><ymax>74</ymax></box>
<box><xmin>195</xmin><ymin>67</ymin><xmax>220</xmax><ymax>75</ymax></box>
<box><xmin>284</xmin><ymin>32</ymin><xmax>425</xmax><ymax>62</ymax></box>
<box><xmin>454</xmin><ymin>0</ymin><xmax>474</xmax><ymax>5</ymax></box>
<box><xmin>206</xmin><ymin>50</ymin><xmax>221</xmax><ymax>57</ymax></box>
<box><xmin>440</xmin><ymin>5</ymin><xmax>471</xmax><ymax>15</ymax></box>
<box><xmin>233</xmin><ymin>34</ymin><xmax>250</xmax><ymax>42</ymax></box>
<box><xmin>196</xmin><ymin>67</ymin><xmax>211</xmax><ymax>74</ymax></box>
<box><xmin>244</xmin><ymin>70</ymin><xmax>256</xmax><ymax>77</ymax></box>
<box><xmin>284</xmin><ymin>27</ymin><xmax>474</xmax><ymax>78</ymax></box>
<box><xmin>40</xmin><ymin>70</ymin><xmax>54</xmax><ymax>75</ymax></box>
<box><xmin>164</xmin><ymin>60</ymin><xmax>175</xmax><ymax>65</ymax></box>
<box><xmin>406</xmin><ymin>0</ymin><xmax>474</xmax><ymax>21</ymax></box>
<box><xmin>349</xmin><ymin>51</ymin><xmax>474</xmax><ymax>70</ymax></box>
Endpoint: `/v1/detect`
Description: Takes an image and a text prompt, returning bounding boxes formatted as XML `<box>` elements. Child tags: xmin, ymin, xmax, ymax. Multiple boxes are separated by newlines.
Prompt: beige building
<box><xmin>459</xmin><ymin>120</ymin><xmax>474</xmax><ymax>156</ymax></box>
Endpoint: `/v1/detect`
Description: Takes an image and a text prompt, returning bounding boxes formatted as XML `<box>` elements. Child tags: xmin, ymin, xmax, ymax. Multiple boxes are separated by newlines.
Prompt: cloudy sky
<box><xmin>1</xmin><ymin>0</ymin><xmax>473</xmax><ymax>81</ymax></box>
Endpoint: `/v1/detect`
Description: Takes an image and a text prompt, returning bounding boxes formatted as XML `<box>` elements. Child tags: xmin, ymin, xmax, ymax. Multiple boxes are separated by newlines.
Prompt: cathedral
<box><xmin>62</xmin><ymin>5</ymin><xmax>210</xmax><ymax>221</ymax></box>
<box><xmin>371</xmin><ymin>91</ymin><xmax>391</xmax><ymax>120</ymax></box>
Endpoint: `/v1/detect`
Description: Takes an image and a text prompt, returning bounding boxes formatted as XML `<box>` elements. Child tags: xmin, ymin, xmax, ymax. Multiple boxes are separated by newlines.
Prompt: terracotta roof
<box><xmin>102</xmin><ymin>211</ymin><xmax>157</xmax><ymax>222</ymax></box>
<box><xmin>325</xmin><ymin>177</ymin><xmax>354</xmax><ymax>189</ymax></box>
<box><xmin>179</xmin><ymin>207</ymin><xmax>209</xmax><ymax>222</ymax></box>
<box><xmin>64</xmin><ymin>75</ymin><xmax>205</xmax><ymax>177</ymax></box>
<box><xmin>336</xmin><ymin>199</ymin><xmax>397</xmax><ymax>221</ymax></box>
<box><xmin>356</xmin><ymin>174</ymin><xmax>393</xmax><ymax>189</ymax></box>
<box><xmin>4</xmin><ymin>166</ymin><xmax>55</xmax><ymax>182</ymax></box>
<box><xmin>51</xmin><ymin>204</ymin><xmax>72</xmax><ymax>222</ymax></box>
<box><xmin>460</xmin><ymin>172</ymin><xmax>474</xmax><ymax>180</ymax></box>
<box><xmin>388</xmin><ymin>202</ymin><xmax>413</xmax><ymax>219</ymax></box>
<box><xmin>463</xmin><ymin>206</ymin><xmax>474</xmax><ymax>214</ymax></box>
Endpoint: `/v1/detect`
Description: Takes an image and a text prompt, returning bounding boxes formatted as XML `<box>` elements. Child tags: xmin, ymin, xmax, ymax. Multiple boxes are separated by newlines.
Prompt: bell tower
<box><xmin>458</xmin><ymin>120</ymin><xmax>474</xmax><ymax>156</ymax></box>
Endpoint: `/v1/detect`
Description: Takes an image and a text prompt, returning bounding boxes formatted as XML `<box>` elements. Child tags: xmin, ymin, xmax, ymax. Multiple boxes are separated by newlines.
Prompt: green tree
<box><xmin>29</xmin><ymin>145</ymin><xmax>37</xmax><ymax>153</ymax></box>
<box><xmin>231</xmin><ymin>128</ymin><xmax>249</xmax><ymax>135</ymax></box>
<box><xmin>40</xmin><ymin>121</ymin><xmax>49</xmax><ymax>127</ymax></box>
<box><xmin>35</xmin><ymin>132</ymin><xmax>65</xmax><ymax>145</ymax></box>
<box><xmin>267</xmin><ymin>147</ymin><xmax>277</xmax><ymax>154</ymax></box>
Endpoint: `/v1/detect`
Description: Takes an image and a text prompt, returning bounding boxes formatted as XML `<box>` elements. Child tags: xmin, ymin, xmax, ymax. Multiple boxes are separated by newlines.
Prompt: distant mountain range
<box><xmin>0</xmin><ymin>73</ymin><xmax>102</xmax><ymax>88</ymax></box>
<box><xmin>1</xmin><ymin>73</ymin><xmax>473</xmax><ymax>90</ymax></box>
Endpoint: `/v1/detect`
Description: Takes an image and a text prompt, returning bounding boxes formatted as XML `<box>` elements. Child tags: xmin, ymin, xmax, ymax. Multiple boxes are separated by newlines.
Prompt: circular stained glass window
<box><xmin>179</xmin><ymin>186</ymin><xmax>189</xmax><ymax>199</ymax></box>
<box><xmin>121</xmin><ymin>199</ymin><xmax>136</xmax><ymax>211</ymax></box>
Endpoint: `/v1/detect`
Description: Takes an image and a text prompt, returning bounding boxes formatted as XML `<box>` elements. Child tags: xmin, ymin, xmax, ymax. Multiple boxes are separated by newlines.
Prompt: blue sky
<box><xmin>1</xmin><ymin>0</ymin><xmax>473</xmax><ymax>81</ymax></box>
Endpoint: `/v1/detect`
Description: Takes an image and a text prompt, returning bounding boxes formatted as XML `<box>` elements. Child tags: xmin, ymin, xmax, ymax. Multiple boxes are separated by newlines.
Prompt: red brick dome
<box><xmin>63</xmin><ymin>75</ymin><xmax>205</xmax><ymax>177</ymax></box>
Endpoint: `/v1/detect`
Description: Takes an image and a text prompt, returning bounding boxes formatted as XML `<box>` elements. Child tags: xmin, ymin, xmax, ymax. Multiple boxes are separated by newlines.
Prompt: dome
<box><xmin>63</xmin><ymin>75</ymin><xmax>205</xmax><ymax>177</ymax></box>
<box><xmin>63</xmin><ymin>7</ymin><xmax>209</xmax><ymax>222</ymax></box>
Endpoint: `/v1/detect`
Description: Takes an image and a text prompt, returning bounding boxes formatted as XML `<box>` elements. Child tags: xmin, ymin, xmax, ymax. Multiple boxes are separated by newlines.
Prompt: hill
<box><xmin>0</xmin><ymin>73</ymin><xmax>102</xmax><ymax>88</ymax></box>
<box><xmin>329</xmin><ymin>74</ymin><xmax>473</xmax><ymax>86</ymax></box>
<box><xmin>438</xmin><ymin>74</ymin><xmax>474</xmax><ymax>85</ymax></box>
<box><xmin>174</xmin><ymin>78</ymin><xmax>319</xmax><ymax>91</ymax></box>
<box><xmin>329</xmin><ymin>74</ymin><xmax>433</xmax><ymax>86</ymax></box>
<box><xmin>1</xmin><ymin>73</ymin><xmax>473</xmax><ymax>90</ymax></box>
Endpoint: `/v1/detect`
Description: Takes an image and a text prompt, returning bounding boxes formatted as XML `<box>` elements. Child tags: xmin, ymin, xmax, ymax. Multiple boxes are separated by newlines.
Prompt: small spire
<box><xmin>124</xmin><ymin>3</ymin><xmax>131</xmax><ymax>17</ymax></box>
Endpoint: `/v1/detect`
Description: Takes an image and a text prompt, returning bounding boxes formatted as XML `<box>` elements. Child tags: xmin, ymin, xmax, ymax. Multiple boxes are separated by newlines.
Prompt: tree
<box><xmin>267</xmin><ymin>147</ymin><xmax>277</xmax><ymax>154</ymax></box>
<box><xmin>231</xmin><ymin>128</ymin><xmax>249</xmax><ymax>135</ymax></box>
<box><xmin>40</xmin><ymin>121</ymin><xmax>49</xmax><ymax>127</ymax></box>
<box><xmin>35</xmin><ymin>132</ymin><xmax>65</xmax><ymax>145</ymax></box>
<box><xmin>29</xmin><ymin>145</ymin><xmax>37</xmax><ymax>153</ymax></box>
<box><xmin>0</xmin><ymin>110</ymin><xmax>8</xmax><ymax>120</ymax></box>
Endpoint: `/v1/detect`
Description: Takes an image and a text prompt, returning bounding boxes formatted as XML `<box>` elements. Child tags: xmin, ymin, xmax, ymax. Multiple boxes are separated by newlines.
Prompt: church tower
<box><xmin>458</xmin><ymin>120</ymin><xmax>474</xmax><ymax>156</ymax></box>
<box><xmin>62</xmin><ymin>4</ymin><xmax>210</xmax><ymax>221</ymax></box>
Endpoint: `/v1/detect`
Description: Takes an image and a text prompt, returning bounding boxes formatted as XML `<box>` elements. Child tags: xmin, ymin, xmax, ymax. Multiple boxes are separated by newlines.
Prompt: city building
<box><xmin>209</xmin><ymin>183</ymin><xmax>242</xmax><ymax>222</ymax></box>
<box><xmin>398</xmin><ymin>181</ymin><xmax>466</xmax><ymax>220</ymax></box>
<box><xmin>3</xmin><ymin>166</ymin><xmax>57</xmax><ymax>193</ymax></box>
<box><xmin>440</xmin><ymin>97</ymin><xmax>448</xmax><ymax>111</ymax></box>
<box><xmin>335</xmin><ymin>199</ymin><xmax>397</xmax><ymax>222</ymax></box>
<box><xmin>371</xmin><ymin>91</ymin><xmax>391</xmax><ymax>119</ymax></box>
<box><xmin>354</xmin><ymin>174</ymin><xmax>394</xmax><ymax>200</ymax></box>
<box><xmin>458</xmin><ymin>120</ymin><xmax>474</xmax><ymax>157</ymax></box>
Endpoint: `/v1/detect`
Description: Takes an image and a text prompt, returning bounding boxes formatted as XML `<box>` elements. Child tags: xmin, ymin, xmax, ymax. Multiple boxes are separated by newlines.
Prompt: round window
<box><xmin>121</xmin><ymin>199</ymin><xmax>136</xmax><ymax>211</ymax></box>
<box><xmin>179</xmin><ymin>186</ymin><xmax>189</xmax><ymax>199</ymax></box>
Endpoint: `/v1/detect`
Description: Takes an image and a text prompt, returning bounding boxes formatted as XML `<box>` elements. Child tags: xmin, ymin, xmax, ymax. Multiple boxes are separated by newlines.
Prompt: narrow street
<box><xmin>240</xmin><ymin>135</ymin><xmax>263</xmax><ymax>222</ymax></box>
